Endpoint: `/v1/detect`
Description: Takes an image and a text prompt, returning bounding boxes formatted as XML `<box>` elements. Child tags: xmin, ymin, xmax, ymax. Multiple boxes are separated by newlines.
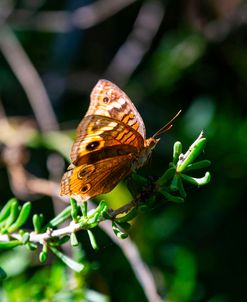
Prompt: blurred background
<box><xmin>0</xmin><ymin>0</ymin><xmax>246</xmax><ymax>301</ymax></box>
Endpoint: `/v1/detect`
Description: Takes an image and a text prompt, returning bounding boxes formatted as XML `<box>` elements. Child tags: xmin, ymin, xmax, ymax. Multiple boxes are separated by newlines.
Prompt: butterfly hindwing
<box><xmin>60</xmin><ymin>154</ymin><xmax>134</xmax><ymax>201</ymax></box>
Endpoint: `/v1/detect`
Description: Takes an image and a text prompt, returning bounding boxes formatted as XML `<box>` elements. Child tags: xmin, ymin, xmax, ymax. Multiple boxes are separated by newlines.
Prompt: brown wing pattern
<box><xmin>86</xmin><ymin>79</ymin><xmax>146</xmax><ymax>138</ymax></box>
<box><xmin>60</xmin><ymin>154</ymin><xmax>134</xmax><ymax>201</ymax></box>
<box><xmin>60</xmin><ymin>79</ymin><xmax>147</xmax><ymax>201</ymax></box>
<box><xmin>70</xmin><ymin>115</ymin><xmax>143</xmax><ymax>164</ymax></box>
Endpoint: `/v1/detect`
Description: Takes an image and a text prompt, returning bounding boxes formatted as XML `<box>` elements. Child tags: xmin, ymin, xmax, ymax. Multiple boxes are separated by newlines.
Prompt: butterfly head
<box><xmin>137</xmin><ymin>110</ymin><xmax>181</xmax><ymax>168</ymax></box>
<box><xmin>145</xmin><ymin>137</ymin><xmax>160</xmax><ymax>149</ymax></box>
<box><xmin>131</xmin><ymin>137</ymin><xmax>159</xmax><ymax>171</ymax></box>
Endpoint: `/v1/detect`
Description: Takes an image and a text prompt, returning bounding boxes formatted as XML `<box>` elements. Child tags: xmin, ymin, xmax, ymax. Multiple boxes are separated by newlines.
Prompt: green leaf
<box><xmin>115</xmin><ymin>207</ymin><xmax>138</xmax><ymax>223</ymax></box>
<box><xmin>1</xmin><ymin>200</ymin><xmax>19</xmax><ymax>231</ymax></box>
<box><xmin>0</xmin><ymin>240</ymin><xmax>22</xmax><ymax>249</ymax></box>
<box><xmin>50</xmin><ymin>247</ymin><xmax>85</xmax><ymax>272</ymax></box>
<box><xmin>49</xmin><ymin>235</ymin><xmax>70</xmax><ymax>247</ymax></box>
<box><xmin>47</xmin><ymin>206</ymin><xmax>71</xmax><ymax>228</ymax></box>
<box><xmin>183</xmin><ymin>160</ymin><xmax>211</xmax><ymax>171</ymax></box>
<box><xmin>181</xmin><ymin>172</ymin><xmax>211</xmax><ymax>186</ymax></box>
<box><xmin>112</xmin><ymin>222</ymin><xmax>128</xmax><ymax>239</ymax></box>
<box><xmin>156</xmin><ymin>167</ymin><xmax>176</xmax><ymax>186</ymax></box>
<box><xmin>159</xmin><ymin>188</ymin><xmax>184</xmax><ymax>203</ymax></box>
<box><xmin>0</xmin><ymin>198</ymin><xmax>17</xmax><ymax>223</ymax></box>
<box><xmin>87</xmin><ymin>201</ymin><xmax>108</xmax><ymax>226</ymax></box>
<box><xmin>8</xmin><ymin>202</ymin><xmax>31</xmax><ymax>233</ymax></box>
<box><xmin>80</xmin><ymin>202</ymin><xmax>88</xmax><ymax>217</ymax></box>
<box><xmin>87</xmin><ymin>230</ymin><xmax>99</xmax><ymax>250</ymax></box>
<box><xmin>39</xmin><ymin>244</ymin><xmax>48</xmax><ymax>263</ymax></box>
<box><xmin>173</xmin><ymin>141</ymin><xmax>182</xmax><ymax>164</ymax></box>
<box><xmin>170</xmin><ymin>175</ymin><xmax>187</xmax><ymax>198</ymax></box>
<box><xmin>177</xmin><ymin>176</ymin><xmax>187</xmax><ymax>198</ymax></box>
<box><xmin>102</xmin><ymin>210</ymin><xmax>111</xmax><ymax>219</ymax></box>
<box><xmin>0</xmin><ymin>267</ymin><xmax>7</xmax><ymax>280</ymax></box>
<box><xmin>70</xmin><ymin>198</ymin><xmax>79</xmax><ymax>222</ymax></box>
<box><xmin>139</xmin><ymin>204</ymin><xmax>149</xmax><ymax>212</ymax></box>
<box><xmin>32</xmin><ymin>214</ymin><xmax>44</xmax><ymax>233</ymax></box>
<box><xmin>70</xmin><ymin>232</ymin><xmax>79</xmax><ymax>247</ymax></box>
<box><xmin>97</xmin><ymin>200</ymin><xmax>108</xmax><ymax>215</ymax></box>
<box><xmin>177</xmin><ymin>132</ymin><xmax>206</xmax><ymax>172</ymax></box>
<box><xmin>170</xmin><ymin>174</ymin><xmax>179</xmax><ymax>191</ymax></box>
<box><xmin>21</xmin><ymin>232</ymin><xmax>30</xmax><ymax>245</ymax></box>
<box><xmin>26</xmin><ymin>242</ymin><xmax>38</xmax><ymax>251</ymax></box>
<box><xmin>39</xmin><ymin>250</ymin><xmax>48</xmax><ymax>263</ymax></box>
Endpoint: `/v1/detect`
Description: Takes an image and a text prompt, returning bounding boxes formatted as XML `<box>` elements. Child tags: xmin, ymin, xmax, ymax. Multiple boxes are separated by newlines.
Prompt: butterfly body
<box><xmin>60</xmin><ymin>79</ymin><xmax>172</xmax><ymax>203</ymax></box>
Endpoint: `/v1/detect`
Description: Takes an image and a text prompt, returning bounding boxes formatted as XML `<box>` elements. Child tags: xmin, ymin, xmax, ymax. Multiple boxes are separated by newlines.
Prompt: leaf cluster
<box><xmin>0</xmin><ymin>133</ymin><xmax>210</xmax><ymax>279</ymax></box>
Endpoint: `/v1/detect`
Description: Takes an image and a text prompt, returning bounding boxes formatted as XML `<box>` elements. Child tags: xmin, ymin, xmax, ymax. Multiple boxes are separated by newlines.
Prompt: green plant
<box><xmin>0</xmin><ymin>132</ymin><xmax>210</xmax><ymax>278</ymax></box>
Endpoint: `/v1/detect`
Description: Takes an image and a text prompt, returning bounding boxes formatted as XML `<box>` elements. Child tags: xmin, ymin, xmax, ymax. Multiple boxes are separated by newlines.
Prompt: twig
<box><xmin>105</xmin><ymin>0</ymin><xmax>165</xmax><ymax>84</ymax></box>
<box><xmin>72</xmin><ymin>0</ymin><xmax>136</xmax><ymax>29</ymax></box>
<box><xmin>100</xmin><ymin>221</ymin><xmax>164</xmax><ymax>302</ymax></box>
<box><xmin>4</xmin><ymin>153</ymin><xmax>65</xmax><ymax>200</ymax></box>
<box><xmin>7</xmin><ymin>0</ymin><xmax>136</xmax><ymax>33</ymax></box>
<box><xmin>0</xmin><ymin>25</ymin><xmax>58</xmax><ymax>132</ymax></box>
<box><xmin>108</xmin><ymin>182</ymin><xmax>157</xmax><ymax>218</ymax></box>
<box><xmin>109</xmin><ymin>199</ymin><xmax>138</xmax><ymax>217</ymax></box>
<box><xmin>0</xmin><ymin>220</ymin><xmax>81</xmax><ymax>243</ymax></box>
<box><xmin>0</xmin><ymin>24</ymin><xmax>66</xmax><ymax>234</ymax></box>
<box><xmin>203</xmin><ymin>4</ymin><xmax>247</xmax><ymax>41</ymax></box>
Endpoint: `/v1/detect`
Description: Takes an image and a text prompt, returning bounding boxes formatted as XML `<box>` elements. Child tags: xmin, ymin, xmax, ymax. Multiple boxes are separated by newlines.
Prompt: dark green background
<box><xmin>0</xmin><ymin>1</ymin><xmax>246</xmax><ymax>301</ymax></box>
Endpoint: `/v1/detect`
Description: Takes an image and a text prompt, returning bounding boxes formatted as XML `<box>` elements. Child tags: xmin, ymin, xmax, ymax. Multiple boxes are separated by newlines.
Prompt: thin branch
<box><xmin>0</xmin><ymin>25</ymin><xmax>58</xmax><ymax>132</ymax></box>
<box><xmin>0</xmin><ymin>24</ymin><xmax>64</xmax><ymax>230</ymax></box>
<box><xmin>104</xmin><ymin>0</ymin><xmax>165</xmax><ymax>84</ymax></box>
<box><xmin>0</xmin><ymin>220</ymin><xmax>80</xmax><ymax>243</ymax></box>
<box><xmin>0</xmin><ymin>173</ymin><xmax>155</xmax><ymax>242</ymax></box>
<box><xmin>72</xmin><ymin>0</ymin><xmax>137</xmax><ymax>29</ymax></box>
<box><xmin>4</xmin><ymin>151</ymin><xmax>65</xmax><ymax>200</ymax></box>
<box><xmin>7</xmin><ymin>0</ymin><xmax>136</xmax><ymax>33</ymax></box>
<box><xmin>203</xmin><ymin>4</ymin><xmax>247</xmax><ymax>41</ymax></box>
<box><xmin>100</xmin><ymin>221</ymin><xmax>164</xmax><ymax>302</ymax></box>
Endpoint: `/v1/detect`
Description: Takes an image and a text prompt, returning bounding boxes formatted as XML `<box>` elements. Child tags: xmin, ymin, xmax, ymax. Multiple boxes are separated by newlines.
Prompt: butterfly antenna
<box><xmin>153</xmin><ymin>110</ymin><xmax>182</xmax><ymax>138</ymax></box>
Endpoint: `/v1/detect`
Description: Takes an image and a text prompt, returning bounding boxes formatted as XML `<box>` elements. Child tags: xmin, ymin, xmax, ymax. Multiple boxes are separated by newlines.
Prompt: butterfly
<box><xmin>60</xmin><ymin>79</ymin><xmax>180</xmax><ymax>202</ymax></box>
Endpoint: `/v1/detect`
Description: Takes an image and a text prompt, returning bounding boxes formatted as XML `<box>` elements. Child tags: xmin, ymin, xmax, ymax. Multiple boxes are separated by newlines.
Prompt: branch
<box><xmin>0</xmin><ymin>220</ymin><xmax>78</xmax><ymax>243</ymax></box>
<box><xmin>100</xmin><ymin>221</ymin><xmax>164</xmax><ymax>302</ymax></box>
<box><xmin>105</xmin><ymin>0</ymin><xmax>165</xmax><ymax>84</ymax></box>
<box><xmin>0</xmin><ymin>180</ymin><xmax>156</xmax><ymax>244</ymax></box>
<box><xmin>7</xmin><ymin>0</ymin><xmax>136</xmax><ymax>33</ymax></box>
<box><xmin>72</xmin><ymin>0</ymin><xmax>137</xmax><ymax>29</ymax></box>
<box><xmin>0</xmin><ymin>25</ymin><xmax>58</xmax><ymax>132</ymax></box>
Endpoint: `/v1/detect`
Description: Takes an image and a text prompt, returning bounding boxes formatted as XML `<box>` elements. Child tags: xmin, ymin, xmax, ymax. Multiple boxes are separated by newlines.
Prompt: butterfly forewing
<box><xmin>70</xmin><ymin>115</ymin><xmax>143</xmax><ymax>164</ymax></box>
<box><xmin>87</xmin><ymin>79</ymin><xmax>146</xmax><ymax>138</ymax></box>
<box><xmin>60</xmin><ymin>79</ymin><xmax>154</xmax><ymax>202</ymax></box>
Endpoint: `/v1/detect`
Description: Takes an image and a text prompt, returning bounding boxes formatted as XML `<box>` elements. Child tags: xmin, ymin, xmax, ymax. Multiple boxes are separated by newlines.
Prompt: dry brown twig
<box><xmin>0</xmin><ymin>26</ymin><xmax>58</xmax><ymax>132</ymax></box>
<box><xmin>6</xmin><ymin>0</ymin><xmax>136</xmax><ymax>32</ymax></box>
<box><xmin>105</xmin><ymin>0</ymin><xmax>165</xmax><ymax>84</ymax></box>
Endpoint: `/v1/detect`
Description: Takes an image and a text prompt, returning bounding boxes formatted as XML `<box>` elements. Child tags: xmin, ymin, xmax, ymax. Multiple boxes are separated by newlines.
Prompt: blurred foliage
<box><xmin>0</xmin><ymin>0</ymin><xmax>246</xmax><ymax>301</ymax></box>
